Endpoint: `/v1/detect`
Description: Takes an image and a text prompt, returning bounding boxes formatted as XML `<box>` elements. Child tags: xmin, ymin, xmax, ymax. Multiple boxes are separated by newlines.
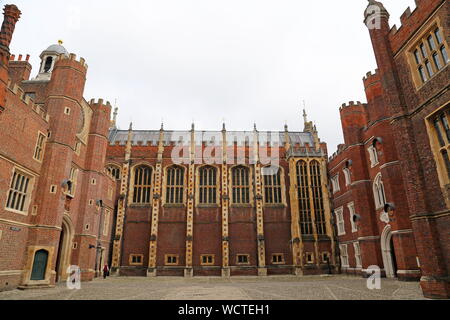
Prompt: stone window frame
<box><xmin>296</xmin><ymin>160</ymin><xmax>313</xmax><ymax>235</ymax></box>
<box><xmin>407</xmin><ymin>17</ymin><xmax>449</xmax><ymax>89</ymax></box>
<box><xmin>368</xmin><ymin>145</ymin><xmax>379</xmax><ymax>168</ymax></box>
<box><xmin>271</xmin><ymin>253</ymin><xmax>285</xmax><ymax>265</ymax></box>
<box><xmin>33</xmin><ymin>131</ymin><xmax>46</xmax><ymax>162</ymax></box>
<box><xmin>340</xmin><ymin>244</ymin><xmax>349</xmax><ymax>268</ymax></box>
<box><xmin>236</xmin><ymin>254</ymin><xmax>250</xmax><ymax>265</ymax></box>
<box><xmin>102</xmin><ymin>209</ymin><xmax>110</xmax><ymax>236</ymax></box>
<box><xmin>343</xmin><ymin>167</ymin><xmax>351</xmax><ymax>186</ymax></box>
<box><xmin>321</xmin><ymin>252</ymin><xmax>330</xmax><ymax>263</ymax></box>
<box><xmin>373</xmin><ymin>173</ymin><xmax>387</xmax><ymax>210</ymax></box>
<box><xmin>129</xmin><ymin>254</ymin><xmax>144</xmax><ymax>266</ymax></box>
<box><xmin>335</xmin><ymin>206</ymin><xmax>345</xmax><ymax>236</ymax></box>
<box><xmin>200</xmin><ymin>254</ymin><xmax>215</xmax><ymax>266</ymax></box>
<box><xmin>165</xmin><ymin>254</ymin><xmax>179</xmax><ymax>266</ymax></box>
<box><xmin>66</xmin><ymin>167</ymin><xmax>78</xmax><ymax>197</ymax></box>
<box><xmin>353</xmin><ymin>242</ymin><xmax>362</xmax><ymax>269</ymax></box>
<box><xmin>331</xmin><ymin>174</ymin><xmax>340</xmax><ymax>194</ymax></box>
<box><xmin>163</xmin><ymin>165</ymin><xmax>187</xmax><ymax>206</ymax></box>
<box><xmin>262</xmin><ymin>165</ymin><xmax>287</xmax><ymax>207</ymax></box>
<box><xmin>196</xmin><ymin>165</ymin><xmax>220</xmax><ymax>207</ymax></box>
<box><xmin>305</xmin><ymin>252</ymin><xmax>314</xmax><ymax>264</ymax></box>
<box><xmin>229</xmin><ymin>164</ymin><xmax>253</xmax><ymax>207</ymax></box>
<box><xmin>425</xmin><ymin>103</ymin><xmax>450</xmax><ymax>206</ymax></box>
<box><xmin>129</xmin><ymin>163</ymin><xmax>154</xmax><ymax>205</ymax></box>
<box><xmin>106</xmin><ymin>163</ymin><xmax>121</xmax><ymax>180</ymax></box>
<box><xmin>5</xmin><ymin>167</ymin><xmax>35</xmax><ymax>215</ymax></box>
<box><xmin>347</xmin><ymin>202</ymin><xmax>358</xmax><ymax>233</ymax></box>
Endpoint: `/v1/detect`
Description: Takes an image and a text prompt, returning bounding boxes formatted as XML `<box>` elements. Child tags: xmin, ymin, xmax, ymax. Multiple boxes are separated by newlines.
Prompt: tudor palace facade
<box><xmin>329</xmin><ymin>0</ymin><xmax>449</xmax><ymax>299</ymax></box>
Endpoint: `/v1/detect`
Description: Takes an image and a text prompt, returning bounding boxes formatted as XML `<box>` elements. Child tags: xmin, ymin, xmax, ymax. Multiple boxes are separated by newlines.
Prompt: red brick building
<box><xmin>107</xmin><ymin>120</ymin><xmax>336</xmax><ymax>278</ymax></box>
<box><xmin>328</xmin><ymin>0</ymin><xmax>449</xmax><ymax>299</ymax></box>
<box><xmin>0</xmin><ymin>5</ymin><xmax>116</xmax><ymax>291</ymax></box>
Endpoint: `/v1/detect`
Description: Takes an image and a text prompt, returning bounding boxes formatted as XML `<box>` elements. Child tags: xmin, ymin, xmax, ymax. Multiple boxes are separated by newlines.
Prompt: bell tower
<box><xmin>34</xmin><ymin>40</ymin><xmax>69</xmax><ymax>81</ymax></box>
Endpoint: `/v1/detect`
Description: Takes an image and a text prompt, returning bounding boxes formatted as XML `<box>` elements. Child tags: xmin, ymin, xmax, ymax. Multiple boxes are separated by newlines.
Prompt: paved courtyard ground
<box><xmin>0</xmin><ymin>275</ymin><xmax>427</xmax><ymax>300</ymax></box>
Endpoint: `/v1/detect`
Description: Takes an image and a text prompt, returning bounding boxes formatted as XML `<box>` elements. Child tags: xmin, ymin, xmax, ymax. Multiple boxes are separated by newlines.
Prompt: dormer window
<box><xmin>43</xmin><ymin>57</ymin><xmax>53</xmax><ymax>73</ymax></box>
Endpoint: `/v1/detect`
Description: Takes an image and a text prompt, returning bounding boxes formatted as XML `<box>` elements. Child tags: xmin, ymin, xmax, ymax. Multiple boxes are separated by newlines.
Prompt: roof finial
<box><xmin>303</xmin><ymin>100</ymin><xmax>308</xmax><ymax>125</ymax></box>
<box><xmin>160</xmin><ymin>118</ymin><xmax>164</xmax><ymax>131</ymax></box>
<box><xmin>254</xmin><ymin>123</ymin><xmax>257</xmax><ymax>131</ymax></box>
<box><xmin>128</xmin><ymin>122</ymin><xmax>133</xmax><ymax>131</ymax></box>
<box><xmin>191</xmin><ymin>122</ymin><xmax>195</xmax><ymax>132</ymax></box>
<box><xmin>58</xmin><ymin>39</ymin><xmax>63</xmax><ymax>45</ymax></box>
<box><xmin>113</xmin><ymin>107</ymin><xmax>118</xmax><ymax>122</ymax></box>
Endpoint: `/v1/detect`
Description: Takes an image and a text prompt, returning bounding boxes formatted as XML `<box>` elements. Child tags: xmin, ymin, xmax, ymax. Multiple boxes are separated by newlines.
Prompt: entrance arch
<box><xmin>31</xmin><ymin>250</ymin><xmax>49</xmax><ymax>281</ymax></box>
<box><xmin>55</xmin><ymin>216</ymin><xmax>74</xmax><ymax>282</ymax></box>
<box><xmin>381</xmin><ymin>225</ymin><xmax>397</xmax><ymax>278</ymax></box>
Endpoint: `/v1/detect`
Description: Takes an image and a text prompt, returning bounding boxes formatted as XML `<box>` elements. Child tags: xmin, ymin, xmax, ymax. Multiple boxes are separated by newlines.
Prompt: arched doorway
<box><xmin>55</xmin><ymin>216</ymin><xmax>74</xmax><ymax>282</ymax></box>
<box><xmin>381</xmin><ymin>225</ymin><xmax>397</xmax><ymax>278</ymax></box>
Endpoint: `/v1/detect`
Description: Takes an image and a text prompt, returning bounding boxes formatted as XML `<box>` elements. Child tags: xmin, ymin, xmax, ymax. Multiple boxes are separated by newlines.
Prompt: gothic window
<box><xmin>165</xmin><ymin>166</ymin><xmax>185</xmax><ymax>204</ymax></box>
<box><xmin>335</xmin><ymin>207</ymin><xmax>345</xmax><ymax>236</ymax></box>
<box><xmin>231</xmin><ymin>166</ymin><xmax>250</xmax><ymax>204</ymax></box>
<box><xmin>33</xmin><ymin>132</ymin><xmax>46</xmax><ymax>161</ymax></box>
<box><xmin>310</xmin><ymin>161</ymin><xmax>326</xmax><ymax>235</ymax></box>
<box><xmin>373</xmin><ymin>173</ymin><xmax>387</xmax><ymax>209</ymax></box>
<box><xmin>199</xmin><ymin>166</ymin><xmax>217</xmax><ymax>205</ymax></box>
<box><xmin>368</xmin><ymin>145</ymin><xmax>379</xmax><ymax>167</ymax></box>
<box><xmin>132</xmin><ymin>165</ymin><xmax>152</xmax><ymax>204</ymax></box>
<box><xmin>296</xmin><ymin>161</ymin><xmax>312</xmax><ymax>235</ymax></box>
<box><xmin>411</xmin><ymin>25</ymin><xmax>449</xmax><ymax>86</ymax></box>
<box><xmin>263</xmin><ymin>166</ymin><xmax>283</xmax><ymax>204</ymax></box>
<box><xmin>6</xmin><ymin>170</ymin><xmax>32</xmax><ymax>213</ymax></box>
<box><xmin>106</xmin><ymin>165</ymin><xmax>121</xmax><ymax>180</ymax></box>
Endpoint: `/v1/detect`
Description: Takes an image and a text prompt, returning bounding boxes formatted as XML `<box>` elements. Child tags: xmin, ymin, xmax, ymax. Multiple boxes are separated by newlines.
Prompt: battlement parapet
<box><xmin>9</xmin><ymin>54</ymin><xmax>30</xmax><ymax>62</ymax></box>
<box><xmin>57</xmin><ymin>52</ymin><xmax>88</xmax><ymax>69</ymax></box>
<box><xmin>339</xmin><ymin>101</ymin><xmax>367</xmax><ymax>112</ymax></box>
<box><xmin>6</xmin><ymin>79</ymin><xmax>49</xmax><ymax>122</ymax></box>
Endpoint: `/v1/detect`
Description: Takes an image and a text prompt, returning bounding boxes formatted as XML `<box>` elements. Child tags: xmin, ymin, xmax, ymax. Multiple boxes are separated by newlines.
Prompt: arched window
<box><xmin>296</xmin><ymin>161</ymin><xmax>312</xmax><ymax>235</ymax></box>
<box><xmin>165</xmin><ymin>166</ymin><xmax>185</xmax><ymax>204</ymax></box>
<box><xmin>263</xmin><ymin>166</ymin><xmax>282</xmax><ymax>204</ymax></box>
<box><xmin>133</xmin><ymin>165</ymin><xmax>152</xmax><ymax>204</ymax></box>
<box><xmin>106</xmin><ymin>165</ymin><xmax>121</xmax><ymax>180</ymax></box>
<box><xmin>44</xmin><ymin>57</ymin><xmax>53</xmax><ymax>73</ymax></box>
<box><xmin>310</xmin><ymin>160</ymin><xmax>326</xmax><ymax>235</ymax></box>
<box><xmin>373</xmin><ymin>173</ymin><xmax>386</xmax><ymax>209</ymax></box>
<box><xmin>199</xmin><ymin>166</ymin><xmax>217</xmax><ymax>204</ymax></box>
<box><xmin>231</xmin><ymin>166</ymin><xmax>250</xmax><ymax>204</ymax></box>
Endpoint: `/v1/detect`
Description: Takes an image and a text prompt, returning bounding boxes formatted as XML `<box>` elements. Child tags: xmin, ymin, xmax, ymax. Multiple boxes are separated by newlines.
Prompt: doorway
<box><xmin>55</xmin><ymin>217</ymin><xmax>74</xmax><ymax>282</ymax></box>
<box><xmin>381</xmin><ymin>225</ymin><xmax>397</xmax><ymax>278</ymax></box>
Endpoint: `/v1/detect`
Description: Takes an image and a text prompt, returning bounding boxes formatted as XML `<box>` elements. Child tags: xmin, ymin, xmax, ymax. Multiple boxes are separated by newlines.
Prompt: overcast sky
<box><xmin>8</xmin><ymin>0</ymin><xmax>416</xmax><ymax>153</ymax></box>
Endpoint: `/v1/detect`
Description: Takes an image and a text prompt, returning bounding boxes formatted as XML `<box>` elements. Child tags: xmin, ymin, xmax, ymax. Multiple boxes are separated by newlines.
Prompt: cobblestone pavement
<box><xmin>0</xmin><ymin>275</ymin><xmax>427</xmax><ymax>300</ymax></box>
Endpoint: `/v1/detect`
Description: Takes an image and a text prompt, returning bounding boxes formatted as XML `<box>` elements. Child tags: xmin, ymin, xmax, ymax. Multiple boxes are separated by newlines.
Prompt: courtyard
<box><xmin>0</xmin><ymin>275</ymin><xmax>427</xmax><ymax>300</ymax></box>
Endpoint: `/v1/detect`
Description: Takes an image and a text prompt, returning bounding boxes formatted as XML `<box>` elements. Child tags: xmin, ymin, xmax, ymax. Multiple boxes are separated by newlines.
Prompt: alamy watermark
<box><xmin>366</xmin><ymin>265</ymin><xmax>382</xmax><ymax>290</ymax></box>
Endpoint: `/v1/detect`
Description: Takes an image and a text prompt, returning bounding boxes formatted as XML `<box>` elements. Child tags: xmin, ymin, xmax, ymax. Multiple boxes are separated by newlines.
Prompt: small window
<box><xmin>85</xmin><ymin>224</ymin><xmax>90</xmax><ymax>230</ymax></box>
<box><xmin>33</xmin><ymin>132</ymin><xmax>46</xmax><ymax>161</ymax></box>
<box><xmin>368</xmin><ymin>145</ymin><xmax>379</xmax><ymax>167</ymax></box>
<box><xmin>306</xmin><ymin>253</ymin><xmax>314</xmax><ymax>264</ymax></box>
<box><xmin>6</xmin><ymin>170</ymin><xmax>32</xmax><ymax>213</ymax></box>
<box><xmin>354</xmin><ymin>242</ymin><xmax>362</xmax><ymax>268</ymax></box>
<box><xmin>373</xmin><ymin>174</ymin><xmax>387</xmax><ymax>209</ymax></box>
<box><xmin>166</xmin><ymin>255</ymin><xmax>179</xmax><ymax>266</ymax></box>
<box><xmin>331</xmin><ymin>174</ymin><xmax>340</xmax><ymax>194</ymax></box>
<box><xmin>322</xmin><ymin>252</ymin><xmax>330</xmax><ymax>263</ymax></box>
<box><xmin>272</xmin><ymin>254</ymin><xmax>285</xmax><ymax>264</ymax></box>
<box><xmin>24</xmin><ymin>92</ymin><xmax>36</xmax><ymax>100</ymax></box>
<box><xmin>73</xmin><ymin>243</ymin><xmax>78</xmax><ymax>249</ymax></box>
<box><xmin>237</xmin><ymin>254</ymin><xmax>250</xmax><ymax>265</ymax></box>
<box><xmin>343</xmin><ymin>168</ymin><xmax>351</xmax><ymax>186</ymax></box>
<box><xmin>201</xmin><ymin>255</ymin><xmax>214</xmax><ymax>266</ymax></box>
<box><xmin>43</xmin><ymin>56</ymin><xmax>53</xmax><ymax>72</ymax></box>
<box><xmin>130</xmin><ymin>254</ymin><xmax>143</xmax><ymax>266</ymax></box>
<box><xmin>64</xmin><ymin>107</ymin><xmax>71</xmax><ymax>115</ymax></box>
<box><xmin>335</xmin><ymin>207</ymin><xmax>345</xmax><ymax>236</ymax></box>
<box><xmin>91</xmin><ymin>179</ymin><xmax>96</xmax><ymax>185</ymax></box>
<box><xmin>340</xmin><ymin>244</ymin><xmax>349</xmax><ymax>268</ymax></box>
<box><xmin>348</xmin><ymin>202</ymin><xmax>358</xmax><ymax>233</ymax></box>
<box><xmin>50</xmin><ymin>185</ymin><xmax>57</xmax><ymax>194</ymax></box>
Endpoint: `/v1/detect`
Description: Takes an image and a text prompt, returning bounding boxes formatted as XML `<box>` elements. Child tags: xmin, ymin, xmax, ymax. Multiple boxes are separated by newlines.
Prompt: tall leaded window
<box><xmin>411</xmin><ymin>26</ymin><xmax>449</xmax><ymax>86</ymax></box>
<box><xmin>6</xmin><ymin>170</ymin><xmax>32</xmax><ymax>213</ymax></box>
<box><xmin>428</xmin><ymin>108</ymin><xmax>450</xmax><ymax>183</ymax></box>
<box><xmin>310</xmin><ymin>161</ymin><xmax>326</xmax><ymax>235</ymax></box>
<box><xmin>263</xmin><ymin>166</ymin><xmax>282</xmax><ymax>204</ymax></box>
<box><xmin>231</xmin><ymin>166</ymin><xmax>250</xmax><ymax>204</ymax></box>
<box><xmin>296</xmin><ymin>161</ymin><xmax>312</xmax><ymax>235</ymax></box>
<box><xmin>373</xmin><ymin>174</ymin><xmax>386</xmax><ymax>209</ymax></box>
<box><xmin>165</xmin><ymin>166</ymin><xmax>185</xmax><ymax>204</ymax></box>
<box><xmin>133</xmin><ymin>165</ymin><xmax>152</xmax><ymax>204</ymax></box>
<box><xmin>199</xmin><ymin>166</ymin><xmax>217</xmax><ymax>204</ymax></box>
<box><xmin>33</xmin><ymin>132</ymin><xmax>46</xmax><ymax>161</ymax></box>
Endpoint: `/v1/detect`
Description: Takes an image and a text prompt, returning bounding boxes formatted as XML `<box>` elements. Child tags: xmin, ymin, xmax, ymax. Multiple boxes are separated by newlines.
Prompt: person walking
<box><xmin>103</xmin><ymin>264</ymin><xmax>109</xmax><ymax>279</ymax></box>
